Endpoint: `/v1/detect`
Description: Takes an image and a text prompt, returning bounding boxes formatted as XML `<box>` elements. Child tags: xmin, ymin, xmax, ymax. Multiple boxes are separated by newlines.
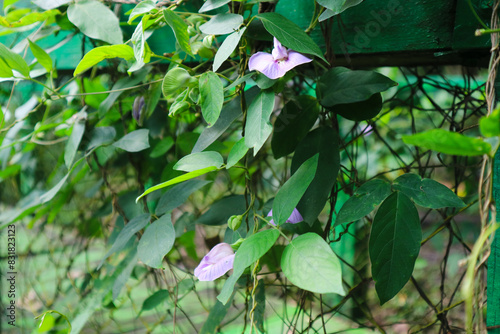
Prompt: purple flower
<box><xmin>248</xmin><ymin>38</ymin><xmax>312</xmax><ymax>80</ymax></box>
<box><xmin>194</xmin><ymin>243</ymin><xmax>235</xmax><ymax>281</ymax></box>
<box><xmin>267</xmin><ymin>208</ymin><xmax>304</xmax><ymax>226</ymax></box>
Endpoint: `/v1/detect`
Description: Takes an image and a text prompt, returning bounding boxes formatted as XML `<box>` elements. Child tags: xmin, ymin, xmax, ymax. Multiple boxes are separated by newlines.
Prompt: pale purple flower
<box><xmin>267</xmin><ymin>208</ymin><xmax>304</xmax><ymax>226</ymax></box>
<box><xmin>248</xmin><ymin>38</ymin><xmax>312</xmax><ymax>79</ymax></box>
<box><xmin>194</xmin><ymin>243</ymin><xmax>235</xmax><ymax>281</ymax></box>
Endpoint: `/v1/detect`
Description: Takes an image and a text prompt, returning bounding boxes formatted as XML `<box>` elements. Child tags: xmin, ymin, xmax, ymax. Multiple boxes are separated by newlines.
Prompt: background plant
<box><xmin>0</xmin><ymin>0</ymin><xmax>498</xmax><ymax>333</ymax></box>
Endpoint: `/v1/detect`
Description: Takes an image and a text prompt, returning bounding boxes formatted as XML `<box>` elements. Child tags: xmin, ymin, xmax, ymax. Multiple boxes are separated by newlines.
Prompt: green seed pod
<box><xmin>187</xmin><ymin>26</ymin><xmax>197</xmax><ymax>36</ymax></box>
<box><xmin>228</xmin><ymin>215</ymin><xmax>243</xmax><ymax>231</ymax></box>
<box><xmin>162</xmin><ymin>67</ymin><xmax>191</xmax><ymax>97</ymax></box>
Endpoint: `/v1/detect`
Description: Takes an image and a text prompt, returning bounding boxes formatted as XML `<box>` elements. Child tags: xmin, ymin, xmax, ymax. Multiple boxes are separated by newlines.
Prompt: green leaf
<box><xmin>136</xmin><ymin>166</ymin><xmax>218</xmax><ymax>202</ymax></box>
<box><xmin>196</xmin><ymin>195</ymin><xmax>247</xmax><ymax>226</ymax></box>
<box><xmin>150</xmin><ymin>137</ymin><xmax>174</xmax><ymax>158</ymax></box>
<box><xmin>245</xmin><ymin>90</ymin><xmax>275</xmax><ymax>154</ymax></box>
<box><xmin>392</xmin><ymin>173</ymin><xmax>465</xmax><ymax>209</ymax></box>
<box><xmin>273</xmin><ymin>154</ymin><xmax>318</xmax><ymax>226</ymax></box>
<box><xmin>281</xmin><ymin>233</ymin><xmax>345</xmax><ymax>295</ymax></box>
<box><xmin>402</xmin><ymin>129</ymin><xmax>492</xmax><ymax>156</ymax></box>
<box><xmin>0</xmin><ymin>42</ymin><xmax>29</xmax><ymax>77</ymax></box>
<box><xmin>0</xmin><ymin>9</ymin><xmax>60</xmax><ymax>28</ymax></box>
<box><xmin>226</xmin><ymin>138</ymin><xmax>249</xmax><ymax>169</ymax></box>
<box><xmin>332</xmin><ymin>93</ymin><xmax>383</xmax><ymax>121</ymax></box>
<box><xmin>128</xmin><ymin>0</ymin><xmax>156</xmax><ymax>24</ymax></box>
<box><xmin>317</xmin><ymin>67</ymin><xmax>397</xmax><ymax>107</ymax></box>
<box><xmin>64</xmin><ymin>111</ymin><xmax>86</xmax><ymax>169</ymax></box>
<box><xmin>199</xmin><ymin>0</ymin><xmax>230</xmax><ymax>13</ymax></box>
<box><xmin>140</xmin><ymin>290</ymin><xmax>169</xmax><ymax>314</ymax></box>
<box><xmin>68</xmin><ymin>0</ymin><xmax>123</xmax><ymax>45</ymax></box>
<box><xmin>28</xmin><ymin>39</ymin><xmax>52</xmax><ymax>72</ymax></box>
<box><xmin>162</xmin><ymin>67</ymin><xmax>192</xmax><ymax>97</ymax></box>
<box><xmin>200</xmin><ymin>13</ymin><xmax>243</xmax><ymax>35</ymax></box>
<box><xmin>218</xmin><ymin>229</ymin><xmax>280</xmax><ymax>304</ymax></box>
<box><xmin>112</xmin><ymin>250</ymin><xmax>138</xmax><ymax>300</ymax></box>
<box><xmin>369</xmin><ymin>192</ymin><xmax>421</xmax><ymax>304</ymax></box>
<box><xmin>86</xmin><ymin>127</ymin><xmax>116</xmax><ymax>152</ymax></box>
<box><xmin>317</xmin><ymin>0</ymin><xmax>363</xmax><ymax>20</ymax></box>
<box><xmin>254</xmin><ymin>279</ymin><xmax>266</xmax><ymax>333</ymax></box>
<box><xmin>317</xmin><ymin>0</ymin><xmax>347</xmax><ymax>12</ymax></box>
<box><xmin>155</xmin><ymin>179</ymin><xmax>212</xmax><ymax>216</ymax></box>
<box><xmin>113</xmin><ymin>129</ymin><xmax>150</xmax><ymax>152</ymax></box>
<box><xmin>129</xmin><ymin>19</ymin><xmax>146</xmax><ymax>72</ymax></box>
<box><xmin>99</xmin><ymin>213</ymin><xmax>151</xmax><ymax>269</ymax></box>
<box><xmin>213</xmin><ymin>28</ymin><xmax>246</xmax><ymax>72</ymax></box>
<box><xmin>138</xmin><ymin>215</ymin><xmax>175</xmax><ymax>268</ymax></box>
<box><xmin>163</xmin><ymin>9</ymin><xmax>192</xmax><ymax>56</ymax></box>
<box><xmin>480</xmin><ymin>109</ymin><xmax>500</xmax><ymax>138</ymax></box>
<box><xmin>335</xmin><ymin>179</ymin><xmax>392</xmax><ymax>226</ymax></box>
<box><xmin>174</xmin><ymin>151</ymin><xmax>224</xmax><ymax>172</ymax></box>
<box><xmin>291</xmin><ymin>127</ymin><xmax>340</xmax><ymax>224</ymax></box>
<box><xmin>32</xmin><ymin>0</ymin><xmax>71</xmax><ymax>10</ymax></box>
<box><xmin>199</xmin><ymin>72</ymin><xmax>224</xmax><ymax>127</ymax></box>
<box><xmin>200</xmin><ymin>298</ymin><xmax>233</xmax><ymax>334</ymax></box>
<box><xmin>74</xmin><ymin>45</ymin><xmax>134</xmax><ymax>76</ymax></box>
<box><xmin>271</xmin><ymin>95</ymin><xmax>319</xmax><ymax>159</ymax></box>
<box><xmin>256</xmin><ymin>12</ymin><xmax>326</xmax><ymax>62</ymax></box>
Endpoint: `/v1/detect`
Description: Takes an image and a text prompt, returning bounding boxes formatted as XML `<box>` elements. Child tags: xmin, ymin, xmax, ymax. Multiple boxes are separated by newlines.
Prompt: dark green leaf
<box><xmin>174</xmin><ymin>151</ymin><xmax>224</xmax><ymax>172</ymax></box>
<box><xmin>218</xmin><ymin>229</ymin><xmax>280</xmax><ymax>304</ymax></box>
<box><xmin>199</xmin><ymin>0</ymin><xmax>230</xmax><ymax>13</ymax></box>
<box><xmin>150</xmin><ymin>137</ymin><xmax>174</xmax><ymax>158</ymax></box>
<box><xmin>113</xmin><ymin>129</ymin><xmax>150</xmax><ymax>152</ymax></box>
<box><xmin>256</xmin><ymin>12</ymin><xmax>326</xmax><ymax>61</ymax></box>
<box><xmin>163</xmin><ymin>9</ymin><xmax>192</xmax><ymax>56</ymax></box>
<box><xmin>317</xmin><ymin>0</ymin><xmax>347</xmax><ymax>12</ymax></box>
<box><xmin>335</xmin><ymin>179</ymin><xmax>392</xmax><ymax>226</ymax></box>
<box><xmin>392</xmin><ymin>173</ymin><xmax>465</xmax><ymax>209</ymax></box>
<box><xmin>0</xmin><ymin>42</ymin><xmax>29</xmax><ymax>77</ymax></box>
<box><xmin>332</xmin><ymin>93</ymin><xmax>383</xmax><ymax>121</ymax></box>
<box><xmin>245</xmin><ymin>90</ymin><xmax>275</xmax><ymax>154</ymax></box>
<box><xmin>86</xmin><ymin>127</ymin><xmax>116</xmax><ymax>152</ymax></box>
<box><xmin>138</xmin><ymin>215</ymin><xmax>175</xmax><ymax>268</ymax></box>
<box><xmin>199</xmin><ymin>72</ymin><xmax>224</xmax><ymax>127</ymax></box>
<box><xmin>369</xmin><ymin>192</ymin><xmax>421</xmax><ymax>304</ymax></box>
<box><xmin>136</xmin><ymin>166</ymin><xmax>218</xmax><ymax>202</ymax></box>
<box><xmin>213</xmin><ymin>28</ymin><xmax>246</xmax><ymax>72</ymax></box>
<box><xmin>74</xmin><ymin>45</ymin><xmax>134</xmax><ymax>76</ymax></box>
<box><xmin>99</xmin><ymin>213</ymin><xmax>151</xmax><ymax>269</ymax></box>
<box><xmin>282</xmin><ymin>233</ymin><xmax>345</xmax><ymax>295</ymax></box>
<box><xmin>226</xmin><ymin>138</ymin><xmax>248</xmax><ymax>169</ymax></box>
<box><xmin>402</xmin><ymin>129</ymin><xmax>492</xmax><ymax>156</ymax></box>
<box><xmin>199</xmin><ymin>298</ymin><xmax>233</xmax><ymax>334</ymax></box>
<box><xmin>140</xmin><ymin>290</ymin><xmax>169</xmax><ymax>313</ymax></box>
<box><xmin>68</xmin><ymin>0</ymin><xmax>123</xmax><ymax>45</ymax></box>
<box><xmin>271</xmin><ymin>95</ymin><xmax>319</xmax><ymax>158</ymax></box>
<box><xmin>196</xmin><ymin>195</ymin><xmax>247</xmax><ymax>226</ymax></box>
<box><xmin>254</xmin><ymin>279</ymin><xmax>266</xmax><ymax>333</ymax></box>
<box><xmin>317</xmin><ymin>67</ymin><xmax>397</xmax><ymax>107</ymax></box>
<box><xmin>200</xmin><ymin>13</ymin><xmax>243</xmax><ymax>35</ymax></box>
<box><xmin>273</xmin><ymin>154</ymin><xmax>318</xmax><ymax>226</ymax></box>
<box><xmin>291</xmin><ymin>127</ymin><xmax>340</xmax><ymax>224</ymax></box>
<box><xmin>112</xmin><ymin>250</ymin><xmax>138</xmax><ymax>300</ymax></box>
<box><xmin>155</xmin><ymin>179</ymin><xmax>212</xmax><ymax>215</ymax></box>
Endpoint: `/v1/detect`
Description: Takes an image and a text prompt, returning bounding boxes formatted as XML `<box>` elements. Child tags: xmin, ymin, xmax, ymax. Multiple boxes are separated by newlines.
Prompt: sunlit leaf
<box><xmin>199</xmin><ymin>72</ymin><xmax>224</xmax><ymax>127</ymax></box>
<box><xmin>74</xmin><ymin>45</ymin><xmax>134</xmax><ymax>76</ymax></box>
<box><xmin>282</xmin><ymin>233</ymin><xmax>345</xmax><ymax>295</ymax></box>
<box><xmin>163</xmin><ymin>9</ymin><xmax>192</xmax><ymax>56</ymax></box>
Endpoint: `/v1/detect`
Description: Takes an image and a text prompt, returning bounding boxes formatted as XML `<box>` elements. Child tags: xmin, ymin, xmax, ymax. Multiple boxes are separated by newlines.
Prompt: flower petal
<box><xmin>195</xmin><ymin>254</ymin><xmax>235</xmax><ymax>281</ymax></box>
<box><xmin>272</xmin><ymin>37</ymin><xmax>288</xmax><ymax>60</ymax></box>
<box><xmin>266</xmin><ymin>209</ymin><xmax>277</xmax><ymax>226</ymax></box>
<box><xmin>248</xmin><ymin>52</ymin><xmax>274</xmax><ymax>72</ymax></box>
<box><xmin>194</xmin><ymin>243</ymin><xmax>235</xmax><ymax>281</ymax></box>
<box><xmin>287</xmin><ymin>208</ymin><xmax>304</xmax><ymax>224</ymax></box>
<box><xmin>277</xmin><ymin>51</ymin><xmax>312</xmax><ymax>74</ymax></box>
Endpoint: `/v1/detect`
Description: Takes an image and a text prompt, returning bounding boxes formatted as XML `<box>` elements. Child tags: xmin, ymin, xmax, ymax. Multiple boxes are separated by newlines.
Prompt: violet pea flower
<box><xmin>267</xmin><ymin>208</ymin><xmax>304</xmax><ymax>226</ymax></box>
<box><xmin>194</xmin><ymin>243</ymin><xmax>235</xmax><ymax>281</ymax></box>
<box><xmin>248</xmin><ymin>37</ymin><xmax>312</xmax><ymax>80</ymax></box>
